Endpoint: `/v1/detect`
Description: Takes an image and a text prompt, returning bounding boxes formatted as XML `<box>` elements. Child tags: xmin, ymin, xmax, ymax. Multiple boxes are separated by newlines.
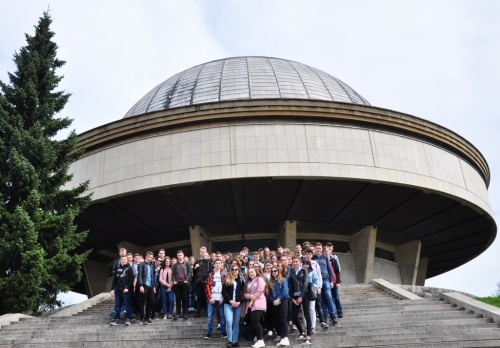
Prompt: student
<box><xmin>204</xmin><ymin>260</ymin><xmax>227</xmax><ymax>339</ymax></box>
<box><xmin>172</xmin><ymin>249</ymin><xmax>191</xmax><ymax>320</ymax></box>
<box><xmin>188</xmin><ymin>256</ymin><xmax>196</xmax><ymax>312</ymax></box>
<box><xmin>288</xmin><ymin>256</ymin><xmax>312</xmax><ymax>345</ymax></box>
<box><xmin>222</xmin><ymin>265</ymin><xmax>245</xmax><ymax>348</ymax></box>
<box><xmin>137</xmin><ymin>251</ymin><xmax>156</xmax><ymax>324</ymax></box>
<box><xmin>312</xmin><ymin>242</ymin><xmax>337</xmax><ymax>326</ymax></box>
<box><xmin>193</xmin><ymin>246</ymin><xmax>213</xmax><ymax>318</ymax></box>
<box><xmin>159</xmin><ymin>257</ymin><xmax>174</xmax><ymax>319</ymax></box>
<box><xmin>268</xmin><ymin>265</ymin><xmax>290</xmax><ymax>346</ymax></box>
<box><xmin>110</xmin><ymin>255</ymin><xmax>134</xmax><ymax>325</ymax></box>
<box><xmin>302</xmin><ymin>260</ymin><xmax>319</xmax><ymax>334</ymax></box>
<box><xmin>244</xmin><ymin>268</ymin><xmax>267</xmax><ymax>348</ymax></box>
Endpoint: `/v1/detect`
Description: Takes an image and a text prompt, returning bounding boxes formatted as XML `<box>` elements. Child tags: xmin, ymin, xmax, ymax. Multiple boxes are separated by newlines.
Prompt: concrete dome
<box><xmin>124</xmin><ymin>56</ymin><xmax>370</xmax><ymax>118</ymax></box>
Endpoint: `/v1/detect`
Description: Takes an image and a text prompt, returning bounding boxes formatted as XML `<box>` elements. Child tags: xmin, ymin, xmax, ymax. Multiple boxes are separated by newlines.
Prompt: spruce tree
<box><xmin>0</xmin><ymin>11</ymin><xmax>91</xmax><ymax>315</ymax></box>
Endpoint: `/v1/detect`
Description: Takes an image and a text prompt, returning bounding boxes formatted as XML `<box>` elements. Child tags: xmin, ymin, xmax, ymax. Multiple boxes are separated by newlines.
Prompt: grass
<box><xmin>475</xmin><ymin>295</ymin><xmax>500</xmax><ymax>308</ymax></box>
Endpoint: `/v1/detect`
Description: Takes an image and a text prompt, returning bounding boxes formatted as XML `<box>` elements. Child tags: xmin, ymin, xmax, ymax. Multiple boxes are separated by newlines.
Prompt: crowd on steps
<box><xmin>109</xmin><ymin>242</ymin><xmax>343</xmax><ymax>347</ymax></box>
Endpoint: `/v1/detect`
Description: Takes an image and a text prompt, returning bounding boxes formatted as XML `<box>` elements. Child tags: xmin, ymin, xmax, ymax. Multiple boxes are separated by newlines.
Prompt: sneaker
<box><xmin>167</xmin><ymin>314</ymin><xmax>173</xmax><ymax>319</ymax></box>
<box><xmin>338</xmin><ymin>313</ymin><xmax>343</xmax><ymax>318</ymax></box>
<box><xmin>278</xmin><ymin>337</ymin><xmax>290</xmax><ymax>346</ymax></box>
<box><xmin>320</xmin><ymin>321</ymin><xmax>329</xmax><ymax>328</ymax></box>
<box><xmin>217</xmin><ymin>323</ymin><xmax>220</xmax><ymax>329</ymax></box>
<box><xmin>140</xmin><ymin>320</ymin><xmax>147</xmax><ymax>325</ymax></box>
<box><xmin>331</xmin><ymin>319</ymin><xmax>338</xmax><ymax>325</ymax></box>
<box><xmin>227</xmin><ymin>343</ymin><xmax>233</xmax><ymax>348</ymax></box>
<box><xmin>311</xmin><ymin>328</ymin><xmax>316</xmax><ymax>334</ymax></box>
<box><xmin>163</xmin><ymin>315</ymin><xmax>167</xmax><ymax>319</ymax></box>
<box><xmin>301</xmin><ymin>339</ymin><xmax>311</xmax><ymax>345</ymax></box>
<box><xmin>147</xmin><ymin>318</ymin><xmax>153</xmax><ymax>324</ymax></box>
<box><xmin>296</xmin><ymin>335</ymin><xmax>306</xmax><ymax>340</ymax></box>
<box><xmin>253</xmin><ymin>336</ymin><xmax>258</xmax><ymax>342</ymax></box>
<box><xmin>274</xmin><ymin>335</ymin><xmax>282</xmax><ymax>341</ymax></box>
<box><xmin>291</xmin><ymin>325</ymin><xmax>297</xmax><ymax>331</ymax></box>
<box><xmin>267</xmin><ymin>330</ymin><xmax>274</xmax><ymax>336</ymax></box>
<box><xmin>125</xmin><ymin>319</ymin><xmax>131</xmax><ymax>325</ymax></box>
<box><xmin>110</xmin><ymin>319</ymin><xmax>119</xmax><ymax>325</ymax></box>
<box><xmin>252</xmin><ymin>340</ymin><xmax>265</xmax><ymax>348</ymax></box>
<box><xmin>221</xmin><ymin>333</ymin><xmax>228</xmax><ymax>339</ymax></box>
<box><xmin>183</xmin><ymin>314</ymin><xmax>188</xmax><ymax>320</ymax></box>
<box><xmin>204</xmin><ymin>333</ymin><xmax>212</xmax><ymax>339</ymax></box>
<box><xmin>232</xmin><ymin>343</ymin><xmax>239</xmax><ymax>347</ymax></box>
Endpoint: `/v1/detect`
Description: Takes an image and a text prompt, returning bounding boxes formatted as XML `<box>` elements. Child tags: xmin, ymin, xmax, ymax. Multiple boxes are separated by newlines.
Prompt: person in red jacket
<box><xmin>204</xmin><ymin>259</ymin><xmax>227</xmax><ymax>339</ymax></box>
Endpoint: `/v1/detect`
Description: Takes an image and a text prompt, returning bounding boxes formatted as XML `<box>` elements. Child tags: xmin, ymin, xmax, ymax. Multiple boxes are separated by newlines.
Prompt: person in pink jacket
<box><xmin>244</xmin><ymin>267</ymin><xmax>267</xmax><ymax>348</ymax></box>
<box><xmin>159</xmin><ymin>257</ymin><xmax>174</xmax><ymax>319</ymax></box>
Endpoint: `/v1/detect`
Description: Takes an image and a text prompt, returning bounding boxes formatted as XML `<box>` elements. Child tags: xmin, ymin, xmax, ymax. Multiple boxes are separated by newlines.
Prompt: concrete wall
<box><xmin>373</xmin><ymin>258</ymin><xmax>402</xmax><ymax>284</ymax></box>
<box><xmin>336</xmin><ymin>253</ymin><xmax>357</xmax><ymax>284</ymax></box>
<box><xmin>65</xmin><ymin>123</ymin><xmax>491</xmax><ymax>216</ymax></box>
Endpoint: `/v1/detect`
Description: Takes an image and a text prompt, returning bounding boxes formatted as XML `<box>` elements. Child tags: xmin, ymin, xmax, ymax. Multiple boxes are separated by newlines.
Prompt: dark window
<box><xmin>297</xmin><ymin>240</ymin><xmax>350</xmax><ymax>253</ymax></box>
<box><xmin>211</xmin><ymin>239</ymin><xmax>277</xmax><ymax>253</ymax></box>
<box><xmin>374</xmin><ymin>248</ymin><xmax>395</xmax><ymax>262</ymax></box>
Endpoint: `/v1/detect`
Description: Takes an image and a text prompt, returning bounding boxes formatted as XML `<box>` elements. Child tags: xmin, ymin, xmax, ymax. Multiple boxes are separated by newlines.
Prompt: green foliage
<box><xmin>0</xmin><ymin>11</ymin><xmax>91</xmax><ymax>315</ymax></box>
<box><xmin>475</xmin><ymin>296</ymin><xmax>500</xmax><ymax>308</ymax></box>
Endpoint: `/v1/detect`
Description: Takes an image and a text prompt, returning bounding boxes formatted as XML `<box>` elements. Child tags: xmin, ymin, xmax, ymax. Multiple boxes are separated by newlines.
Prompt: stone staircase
<box><xmin>1</xmin><ymin>284</ymin><xmax>500</xmax><ymax>347</ymax></box>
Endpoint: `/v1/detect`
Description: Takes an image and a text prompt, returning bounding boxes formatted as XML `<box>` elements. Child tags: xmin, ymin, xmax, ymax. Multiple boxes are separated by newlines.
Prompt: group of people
<box><xmin>109</xmin><ymin>241</ymin><xmax>343</xmax><ymax>347</ymax></box>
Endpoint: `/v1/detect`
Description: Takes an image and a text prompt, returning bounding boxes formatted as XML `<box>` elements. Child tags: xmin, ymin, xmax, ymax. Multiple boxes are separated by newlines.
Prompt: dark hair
<box><xmin>176</xmin><ymin>250</ymin><xmax>184</xmax><ymax>255</ymax></box>
<box><xmin>304</xmin><ymin>248</ymin><xmax>314</xmax><ymax>254</ymax></box>
<box><xmin>314</xmin><ymin>242</ymin><xmax>322</xmax><ymax>247</ymax></box>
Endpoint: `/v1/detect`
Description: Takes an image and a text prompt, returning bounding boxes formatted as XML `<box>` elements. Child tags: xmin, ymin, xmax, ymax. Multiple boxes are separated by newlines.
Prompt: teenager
<box><xmin>288</xmin><ymin>256</ymin><xmax>312</xmax><ymax>345</ymax></box>
<box><xmin>172</xmin><ymin>249</ymin><xmax>191</xmax><ymax>320</ymax></box>
<box><xmin>204</xmin><ymin>259</ymin><xmax>227</xmax><ymax>339</ymax></box>
<box><xmin>302</xmin><ymin>260</ymin><xmax>319</xmax><ymax>334</ymax></box>
<box><xmin>110</xmin><ymin>255</ymin><xmax>134</xmax><ymax>325</ymax></box>
<box><xmin>244</xmin><ymin>268</ymin><xmax>267</xmax><ymax>348</ymax></box>
<box><xmin>268</xmin><ymin>266</ymin><xmax>290</xmax><ymax>346</ymax></box>
<box><xmin>159</xmin><ymin>257</ymin><xmax>174</xmax><ymax>319</ymax></box>
<box><xmin>188</xmin><ymin>256</ymin><xmax>196</xmax><ymax>312</ymax></box>
<box><xmin>222</xmin><ymin>265</ymin><xmax>245</xmax><ymax>348</ymax></box>
<box><xmin>137</xmin><ymin>251</ymin><xmax>156</xmax><ymax>324</ymax></box>
<box><xmin>193</xmin><ymin>246</ymin><xmax>213</xmax><ymax>318</ymax></box>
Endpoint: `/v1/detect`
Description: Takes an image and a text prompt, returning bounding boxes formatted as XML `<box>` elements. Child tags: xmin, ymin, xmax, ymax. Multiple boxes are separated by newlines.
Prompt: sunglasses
<box><xmin>271</xmin><ymin>270</ymin><xmax>278</xmax><ymax>273</ymax></box>
<box><xmin>232</xmin><ymin>268</ymin><xmax>239</xmax><ymax>271</ymax></box>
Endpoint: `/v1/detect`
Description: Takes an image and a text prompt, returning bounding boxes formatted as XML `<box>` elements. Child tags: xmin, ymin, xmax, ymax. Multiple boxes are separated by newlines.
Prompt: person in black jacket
<box><xmin>193</xmin><ymin>246</ymin><xmax>213</xmax><ymax>318</ymax></box>
<box><xmin>222</xmin><ymin>265</ymin><xmax>245</xmax><ymax>348</ymax></box>
<box><xmin>110</xmin><ymin>256</ymin><xmax>134</xmax><ymax>325</ymax></box>
<box><xmin>287</xmin><ymin>256</ymin><xmax>312</xmax><ymax>344</ymax></box>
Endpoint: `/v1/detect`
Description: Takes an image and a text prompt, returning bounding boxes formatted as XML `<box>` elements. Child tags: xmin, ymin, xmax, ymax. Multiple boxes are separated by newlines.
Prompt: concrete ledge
<box><xmin>441</xmin><ymin>292</ymin><xmax>500</xmax><ymax>323</ymax></box>
<box><xmin>0</xmin><ymin>313</ymin><xmax>34</xmax><ymax>328</ymax></box>
<box><xmin>50</xmin><ymin>292</ymin><xmax>110</xmax><ymax>317</ymax></box>
<box><xmin>373</xmin><ymin>279</ymin><xmax>422</xmax><ymax>300</ymax></box>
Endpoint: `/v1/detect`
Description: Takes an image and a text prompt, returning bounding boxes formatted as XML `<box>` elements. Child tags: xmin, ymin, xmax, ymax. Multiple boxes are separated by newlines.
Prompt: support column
<box><xmin>190</xmin><ymin>225</ymin><xmax>209</xmax><ymax>259</ymax></box>
<box><xmin>415</xmin><ymin>257</ymin><xmax>429</xmax><ymax>286</ymax></box>
<box><xmin>83</xmin><ymin>260</ymin><xmax>110</xmax><ymax>297</ymax></box>
<box><xmin>352</xmin><ymin>226</ymin><xmax>377</xmax><ymax>283</ymax></box>
<box><xmin>396</xmin><ymin>240</ymin><xmax>422</xmax><ymax>285</ymax></box>
<box><xmin>280</xmin><ymin>220</ymin><xmax>296</xmax><ymax>251</ymax></box>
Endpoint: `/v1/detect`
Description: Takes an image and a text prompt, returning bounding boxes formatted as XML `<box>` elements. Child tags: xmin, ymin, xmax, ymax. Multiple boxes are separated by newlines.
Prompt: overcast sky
<box><xmin>1</xmin><ymin>1</ymin><xmax>499</xmax><ymax>301</ymax></box>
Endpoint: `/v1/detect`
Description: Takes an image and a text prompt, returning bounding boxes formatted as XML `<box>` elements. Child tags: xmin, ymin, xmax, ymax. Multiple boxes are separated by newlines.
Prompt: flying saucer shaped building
<box><xmin>66</xmin><ymin>57</ymin><xmax>495</xmax><ymax>296</ymax></box>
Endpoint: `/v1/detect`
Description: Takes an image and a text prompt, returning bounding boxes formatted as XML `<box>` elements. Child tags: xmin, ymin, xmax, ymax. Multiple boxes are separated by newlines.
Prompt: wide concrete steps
<box><xmin>1</xmin><ymin>284</ymin><xmax>499</xmax><ymax>347</ymax></box>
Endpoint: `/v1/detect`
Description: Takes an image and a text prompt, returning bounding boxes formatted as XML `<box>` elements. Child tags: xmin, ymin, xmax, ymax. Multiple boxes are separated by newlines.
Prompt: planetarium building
<box><xmin>66</xmin><ymin>57</ymin><xmax>495</xmax><ymax>297</ymax></box>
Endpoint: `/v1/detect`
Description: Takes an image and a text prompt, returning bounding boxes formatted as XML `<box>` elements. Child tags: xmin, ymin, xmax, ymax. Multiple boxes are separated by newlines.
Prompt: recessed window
<box><xmin>374</xmin><ymin>248</ymin><xmax>395</xmax><ymax>262</ymax></box>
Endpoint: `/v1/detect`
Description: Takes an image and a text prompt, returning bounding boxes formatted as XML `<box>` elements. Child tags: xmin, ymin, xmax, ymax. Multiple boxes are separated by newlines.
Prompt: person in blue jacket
<box><xmin>268</xmin><ymin>265</ymin><xmax>290</xmax><ymax>346</ymax></box>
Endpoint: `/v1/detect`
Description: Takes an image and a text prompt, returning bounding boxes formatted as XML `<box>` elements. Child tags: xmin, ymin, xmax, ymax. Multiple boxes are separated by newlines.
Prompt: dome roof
<box><xmin>124</xmin><ymin>57</ymin><xmax>370</xmax><ymax>118</ymax></box>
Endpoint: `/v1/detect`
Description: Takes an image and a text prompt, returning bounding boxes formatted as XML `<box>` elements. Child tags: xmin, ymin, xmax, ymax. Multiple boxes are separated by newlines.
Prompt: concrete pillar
<box><xmin>280</xmin><ymin>221</ymin><xmax>296</xmax><ymax>251</ymax></box>
<box><xmin>396</xmin><ymin>240</ymin><xmax>422</xmax><ymax>285</ymax></box>
<box><xmin>190</xmin><ymin>225</ymin><xmax>209</xmax><ymax>259</ymax></box>
<box><xmin>415</xmin><ymin>257</ymin><xmax>429</xmax><ymax>286</ymax></box>
<box><xmin>83</xmin><ymin>260</ymin><xmax>110</xmax><ymax>298</ymax></box>
<box><xmin>352</xmin><ymin>226</ymin><xmax>377</xmax><ymax>283</ymax></box>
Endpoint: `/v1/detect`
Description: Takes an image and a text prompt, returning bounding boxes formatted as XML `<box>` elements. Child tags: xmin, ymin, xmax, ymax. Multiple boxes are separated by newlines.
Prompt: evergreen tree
<box><xmin>0</xmin><ymin>11</ymin><xmax>91</xmax><ymax>315</ymax></box>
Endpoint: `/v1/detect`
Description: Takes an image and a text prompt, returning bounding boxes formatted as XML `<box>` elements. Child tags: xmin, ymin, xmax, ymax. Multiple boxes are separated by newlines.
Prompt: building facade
<box><xmin>65</xmin><ymin>57</ymin><xmax>495</xmax><ymax>297</ymax></box>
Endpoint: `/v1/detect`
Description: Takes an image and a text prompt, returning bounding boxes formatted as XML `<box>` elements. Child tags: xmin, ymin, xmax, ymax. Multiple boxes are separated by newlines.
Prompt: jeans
<box><xmin>138</xmin><ymin>285</ymin><xmax>155</xmax><ymax>320</ymax></box>
<box><xmin>114</xmin><ymin>290</ymin><xmax>131</xmax><ymax>319</ymax></box>
<box><xmin>195</xmin><ymin>281</ymin><xmax>207</xmax><ymax>314</ymax></box>
<box><xmin>174</xmin><ymin>282</ymin><xmax>188</xmax><ymax>315</ymax></box>
<box><xmin>188</xmin><ymin>293</ymin><xmax>196</xmax><ymax>309</ymax></box>
<box><xmin>161</xmin><ymin>286</ymin><xmax>175</xmax><ymax>315</ymax></box>
<box><xmin>224</xmin><ymin>303</ymin><xmax>242</xmax><ymax>343</ymax></box>
<box><xmin>207</xmin><ymin>301</ymin><xmax>226</xmax><ymax>335</ymax></box>
<box><xmin>272</xmin><ymin>298</ymin><xmax>290</xmax><ymax>338</ymax></box>
<box><xmin>320</xmin><ymin>279</ymin><xmax>336</xmax><ymax>322</ymax></box>
<box><xmin>331</xmin><ymin>285</ymin><xmax>343</xmax><ymax>315</ymax></box>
